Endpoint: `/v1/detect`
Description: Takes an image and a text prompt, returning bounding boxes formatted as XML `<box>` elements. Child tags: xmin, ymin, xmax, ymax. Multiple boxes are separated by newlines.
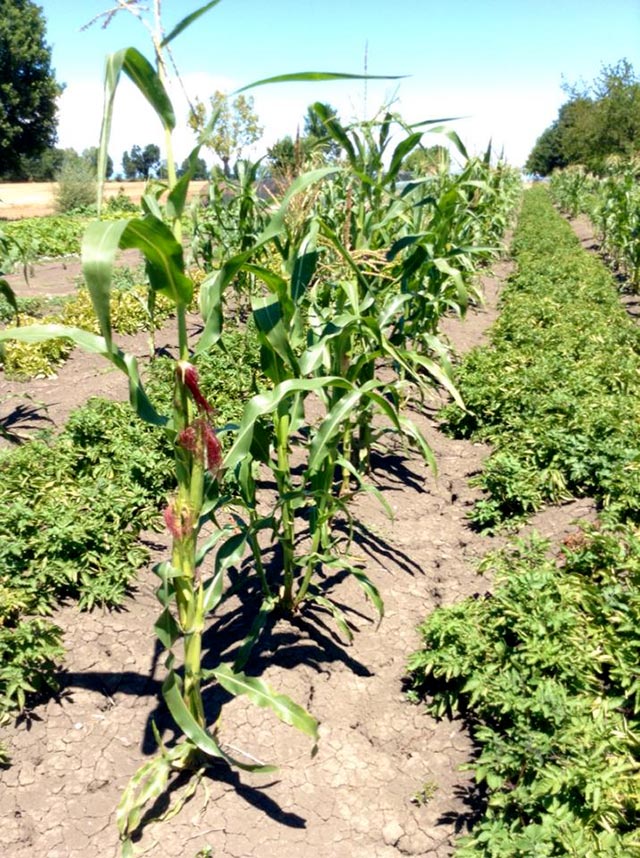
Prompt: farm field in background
<box><xmin>0</xmin><ymin>180</ymin><xmax>210</xmax><ymax>220</ymax></box>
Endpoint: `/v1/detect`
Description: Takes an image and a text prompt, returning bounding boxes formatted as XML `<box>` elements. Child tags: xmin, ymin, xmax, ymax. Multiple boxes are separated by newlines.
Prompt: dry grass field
<box><xmin>0</xmin><ymin>180</ymin><xmax>209</xmax><ymax>219</ymax></box>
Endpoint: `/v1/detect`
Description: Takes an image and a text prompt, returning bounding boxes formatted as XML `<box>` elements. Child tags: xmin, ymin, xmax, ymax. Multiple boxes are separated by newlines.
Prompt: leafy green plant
<box><xmin>408</xmin><ymin>531</ymin><xmax>640</xmax><ymax>856</ymax></box>
<box><xmin>0</xmin><ymin>314</ymin><xmax>72</xmax><ymax>378</ymax></box>
<box><xmin>442</xmin><ymin>185</ymin><xmax>640</xmax><ymax>530</ymax></box>
<box><xmin>0</xmin><ymin>2</ymin><xmax>519</xmax><ymax>851</ymax></box>
<box><xmin>2</xmin><ymin>214</ymin><xmax>86</xmax><ymax>259</ymax></box>
<box><xmin>55</xmin><ymin>151</ymin><xmax>97</xmax><ymax>213</ymax></box>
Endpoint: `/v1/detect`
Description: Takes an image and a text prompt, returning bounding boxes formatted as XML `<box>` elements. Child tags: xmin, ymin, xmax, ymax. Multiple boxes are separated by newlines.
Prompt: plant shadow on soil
<box><xmin>0</xmin><ymin>397</ymin><xmax>54</xmax><ymax>441</ymax></box>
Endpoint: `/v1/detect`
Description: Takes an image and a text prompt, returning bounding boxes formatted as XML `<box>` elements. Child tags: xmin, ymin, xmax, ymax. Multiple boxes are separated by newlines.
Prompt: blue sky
<box><xmin>37</xmin><ymin>0</ymin><xmax>640</xmax><ymax>171</ymax></box>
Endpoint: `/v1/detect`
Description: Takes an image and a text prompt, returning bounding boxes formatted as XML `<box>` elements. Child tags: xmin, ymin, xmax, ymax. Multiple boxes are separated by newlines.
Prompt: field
<box><xmin>0</xmin><ymin>181</ymin><xmax>210</xmax><ymax>220</ymax></box>
<box><xmin>2</xmin><ymin>234</ymin><xmax>599</xmax><ymax>858</ymax></box>
<box><xmin>1</xmin><ymin>69</ymin><xmax>640</xmax><ymax>856</ymax></box>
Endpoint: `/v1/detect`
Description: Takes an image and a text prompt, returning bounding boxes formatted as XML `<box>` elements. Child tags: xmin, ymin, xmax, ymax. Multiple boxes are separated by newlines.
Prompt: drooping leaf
<box><xmin>0</xmin><ymin>324</ymin><xmax>165</xmax><ymax>426</ymax></box>
<box><xmin>163</xmin><ymin>670</ymin><xmax>276</xmax><ymax>772</ymax></box>
<box><xmin>98</xmin><ymin>47</ymin><xmax>175</xmax><ymax>210</ymax></box>
<box><xmin>212</xmin><ymin>664</ymin><xmax>318</xmax><ymax>741</ymax></box>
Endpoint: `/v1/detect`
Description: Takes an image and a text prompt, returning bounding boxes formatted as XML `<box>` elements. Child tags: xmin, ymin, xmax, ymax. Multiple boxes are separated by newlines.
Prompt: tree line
<box><xmin>526</xmin><ymin>59</ymin><xmax>640</xmax><ymax>176</ymax></box>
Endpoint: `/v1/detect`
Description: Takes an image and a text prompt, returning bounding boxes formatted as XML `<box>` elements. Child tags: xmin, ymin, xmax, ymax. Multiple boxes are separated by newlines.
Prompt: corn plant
<box><xmin>0</xmin><ymin>2</ymin><xmax>410</xmax><ymax>851</ymax></box>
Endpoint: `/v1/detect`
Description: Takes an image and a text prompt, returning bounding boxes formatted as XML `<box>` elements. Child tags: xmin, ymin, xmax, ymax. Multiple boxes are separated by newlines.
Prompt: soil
<box><xmin>0</xmin><ymin>249</ymin><xmax>597</xmax><ymax>858</ymax></box>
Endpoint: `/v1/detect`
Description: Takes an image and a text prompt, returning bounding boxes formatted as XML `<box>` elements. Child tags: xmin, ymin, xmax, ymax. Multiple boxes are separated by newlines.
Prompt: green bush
<box><xmin>55</xmin><ymin>153</ymin><xmax>97</xmax><ymax>213</ymax></box>
<box><xmin>408</xmin><ymin>531</ymin><xmax>640</xmax><ymax>856</ymax></box>
<box><xmin>442</xmin><ymin>186</ymin><xmax>640</xmax><ymax>530</ymax></box>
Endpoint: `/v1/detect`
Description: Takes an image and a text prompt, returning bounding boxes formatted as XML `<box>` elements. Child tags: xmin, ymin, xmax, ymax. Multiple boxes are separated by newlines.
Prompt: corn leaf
<box><xmin>212</xmin><ymin>664</ymin><xmax>318</xmax><ymax>741</ymax></box>
<box><xmin>235</xmin><ymin>71</ymin><xmax>405</xmax><ymax>95</ymax></box>
<box><xmin>161</xmin><ymin>0</ymin><xmax>222</xmax><ymax>47</ymax></box>
<box><xmin>98</xmin><ymin>47</ymin><xmax>175</xmax><ymax>210</ymax></box>
<box><xmin>224</xmin><ymin>376</ymin><xmax>351</xmax><ymax>470</ymax></box>
<box><xmin>162</xmin><ymin>670</ymin><xmax>276</xmax><ymax>772</ymax></box>
<box><xmin>0</xmin><ymin>324</ymin><xmax>165</xmax><ymax>426</ymax></box>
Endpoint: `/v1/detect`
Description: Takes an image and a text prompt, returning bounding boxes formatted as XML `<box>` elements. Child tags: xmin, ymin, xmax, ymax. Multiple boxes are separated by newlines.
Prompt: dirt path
<box><xmin>0</xmin><ymin>255</ymin><xmax>596</xmax><ymax>858</ymax></box>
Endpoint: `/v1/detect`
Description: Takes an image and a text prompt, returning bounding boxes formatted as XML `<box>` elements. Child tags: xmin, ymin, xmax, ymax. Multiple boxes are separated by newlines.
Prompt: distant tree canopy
<box><xmin>178</xmin><ymin>155</ymin><xmax>209</xmax><ymax>180</ymax></box>
<box><xmin>0</xmin><ymin>0</ymin><xmax>63</xmax><ymax>180</ymax></box>
<box><xmin>121</xmin><ymin>144</ymin><xmax>161</xmax><ymax>180</ymax></box>
<box><xmin>526</xmin><ymin>59</ymin><xmax>640</xmax><ymax>175</ymax></box>
<box><xmin>189</xmin><ymin>91</ymin><xmax>262</xmax><ymax>177</ymax></box>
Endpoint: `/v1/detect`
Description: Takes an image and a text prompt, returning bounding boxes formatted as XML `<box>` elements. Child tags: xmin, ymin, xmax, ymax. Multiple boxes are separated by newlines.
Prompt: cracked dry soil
<box><xmin>0</xmin><ymin>256</ymin><xmax>596</xmax><ymax>858</ymax></box>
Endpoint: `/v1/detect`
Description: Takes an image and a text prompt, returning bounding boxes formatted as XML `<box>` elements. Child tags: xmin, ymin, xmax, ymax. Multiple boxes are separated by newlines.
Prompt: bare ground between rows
<box><xmin>0</xmin><ymin>258</ymin><xmax>598</xmax><ymax>858</ymax></box>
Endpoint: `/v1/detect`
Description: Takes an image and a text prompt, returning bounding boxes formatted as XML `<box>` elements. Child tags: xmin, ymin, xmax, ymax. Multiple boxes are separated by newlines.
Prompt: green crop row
<box><xmin>1</xmin><ymin>195</ymin><xmax>140</xmax><ymax>261</ymax></box>
<box><xmin>551</xmin><ymin>158</ymin><xmax>640</xmax><ymax>290</ymax></box>
<box><xmin>442</xmin><ymin>184</ymin><xmax>640</xmax><ymax>531</ymax></box>
<box><xmin>408</xmin><ymin>185</ymin><xmax>640</xmax><ymax>855</ymax></box>
<box><xmin>408</xmin><ymin>529</ymin><xmax>640</xmax><ymax>856</ymax></box>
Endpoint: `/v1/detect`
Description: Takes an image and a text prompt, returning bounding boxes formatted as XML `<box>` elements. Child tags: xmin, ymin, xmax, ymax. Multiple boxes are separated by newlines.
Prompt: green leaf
<box><xmin>233</xmin><ymin>599</ymin><xmax>276</xmax><ymax>672</ymax></box>
<box><xmin>252</xmin><ymin>295</ymin><xmax>300</xmax><ymax>378</ymax></box>
<box><xmin>116</xmin><ymin>753</ymin><xmax>171</xmax><ymax>838</ymax></box>
<box><xmin>163</xmin><ymin>670</ymin><xmax>276</xmax><ymax>772</ymax></box>
<box><xmin>82</xmin><ymin>219</ymin><xmax>130</xmax><ymax>346</ymax></box>
<box><xmin>307</xmin><ymin>592</ymin><xmax>353</xmax><ymax>641</ymax></box>
<box><xmin>0</xmin><ymin>278</ymin><xmax>18</xmax><ymax>318</ymax></box>
<box><xmin>154</xmin><ymin>608</ymin><xmax>181</xmax><ymax>649</ymax></box>
<box><xmin>166</xmin><ymin>145</ymin><xmax>203</xmax><ymax>221</ymax></box>
<box><xmin>235</xmin><ymin>71</ymin><xmax>406</xmax><ymax>94</ymax></box>
<box><xmin>98</xmin><ymin>48</ymin><xmax>175</xmax><ymax>210</ymax></box>
<box><xmin>349</xmin><ymin>567</ymin><xmax>384</xmax><ymax>621</ymax></box>
<box><xmin>386</xmin><ymin>132</ymin><xmax>423</xmax><ymax>183</ymax></box>
<box><xmin>308</xmin><ymin>379</ymin><xmax>402</xmax><ymax>473</ymax></box>
<box><xmin>212</xmin><ymin>664</ymin><xmax>318</xmax><ymax>741</ymax></box>
<box><xmin>224</xmin><ymin>376</ymin><xmax>350</xmax><ymax>470</ymax></box>
<box><xmin>161</xmin><ymin>0</ymin><xmax>222</xmax><ymax>47</ymax></box>
<box><xmin>120</xmin><ymin>216</ymin><xmax>193</xmax><ymax>307</ymax></box>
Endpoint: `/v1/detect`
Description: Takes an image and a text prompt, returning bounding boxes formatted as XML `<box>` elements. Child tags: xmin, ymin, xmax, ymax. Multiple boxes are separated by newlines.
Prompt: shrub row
<box><xmin>442</xmin><ymin>184</ymin><xmax>640</xmax><ymax>531</ymax></box>
<box><xmin>408</xmin><ymin>186</ymin><xmax>640</xmax><ymax>855</ymax></box>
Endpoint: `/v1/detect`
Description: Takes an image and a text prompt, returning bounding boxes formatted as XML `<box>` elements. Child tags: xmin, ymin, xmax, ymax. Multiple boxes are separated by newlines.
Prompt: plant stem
<box><xmin>276</xmin><ymin>411</ymin><xmax>295</xmax><ymax>609</ymax></box>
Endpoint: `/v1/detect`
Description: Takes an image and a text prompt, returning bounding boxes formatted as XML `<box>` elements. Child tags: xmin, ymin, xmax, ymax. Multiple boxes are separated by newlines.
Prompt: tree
<box><xmin>405</xmin><ymin>145</ymin><xmax>450</xmax><ymax>177</ymax></box>
<box><xmin>526</xmin><ymin>59</ymin><xmax>640</xmax><ymax>175</ymax></box>
<box><xmin>178</xmin><ymin>155</ymin><xmax>208</xmax><ymax>179</ymax></box>
<box><xmin>16</xmin><ymin>146</ymin><xmax>65</xmax><ymax>180</ymax></box>
<box><xmin>121</xmin><ymin>143</ymin><xmax>161</xmax><ymax>180</ymax></box>
<box><xmin>189</xmin><ymin>91</ymin><xmax>262</xmax><ymax>176</ymax></box>
<box><xmin>266</xmin><ymin>134</ymin><xmax>305</xmax><ymax>186</ymax></box>
<box><xmin>83</xmin><ymin>147</ymin><xmax>113</xmax><ymax>180</ymax></box>
<box><xmin>0</xmin><ymin>0</ymin><xmax>63</xmax><ymax>179</ymax></box>
<box><xmin>525</xmin><ymin>124</ymin><xmax>566</xmax><ymax>175</ymax></box>
<box><xmin>304</xmin><ymin>102</ymin><xmax>341</xmax><ymax>161</ymax></box>
<box><xmin>122</xmin><ymin>150</ymin><xmax>137</xmax><ymax>180</ymax></box>
<box><xmin>55</xmin><ymin>149</ymin><xmax>95</xmax><ymax>212</ymax></box>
